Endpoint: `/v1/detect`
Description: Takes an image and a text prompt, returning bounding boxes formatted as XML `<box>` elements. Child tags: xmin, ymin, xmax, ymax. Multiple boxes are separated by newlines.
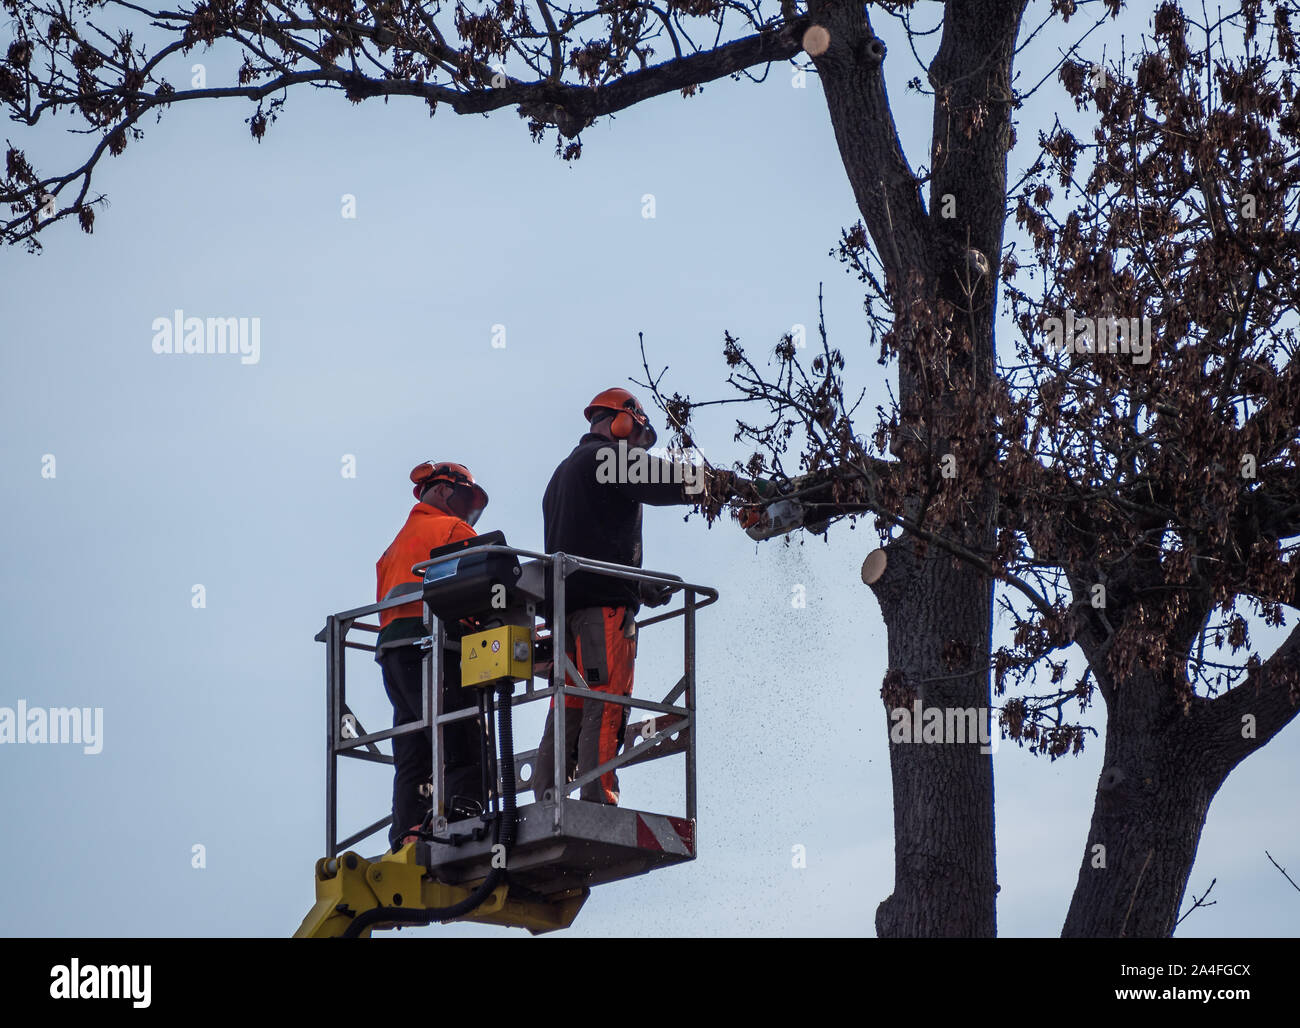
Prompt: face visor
<box><xmin>447</xmin><ymin>485</ymin><xmax>487</xmax><ymax>527</ymax></box>
<box><xmin>630</xmin><ymin>415</ymin><xmax>658</xmax><ymax>449</ymax></box>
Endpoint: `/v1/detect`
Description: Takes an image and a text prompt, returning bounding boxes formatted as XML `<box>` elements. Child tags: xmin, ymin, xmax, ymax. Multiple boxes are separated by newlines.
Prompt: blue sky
<box><xmin>1</xmin><ymin>1</ymin><xmax>1297</xmax><ymax>937</ymax></box>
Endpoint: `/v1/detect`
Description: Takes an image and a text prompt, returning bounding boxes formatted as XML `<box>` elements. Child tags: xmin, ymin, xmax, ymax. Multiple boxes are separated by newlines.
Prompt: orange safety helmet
<box><xmin>409</xmin><ymin>461</ymin><xmax>490</xmax><ymax>525</ymax></box>
<box><xmin>584</xmin><ymin>387</ymin><xmax>657</xmax><ymax>446</ymax></box>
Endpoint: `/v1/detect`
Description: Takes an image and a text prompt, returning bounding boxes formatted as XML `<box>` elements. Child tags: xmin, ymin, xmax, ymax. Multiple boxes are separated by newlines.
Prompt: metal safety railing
<box><xmin>317</xmin><ymin>543</ymin><xmax>718</xmax><ymax>858</ymax></box>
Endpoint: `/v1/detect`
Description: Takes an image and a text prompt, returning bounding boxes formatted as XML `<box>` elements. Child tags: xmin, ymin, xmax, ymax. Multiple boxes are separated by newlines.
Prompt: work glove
<box><xmin>735</xmin><ymin>476</ymin><xmax>779</xmax><ymax>530</ymax></box>
<box><xmin>707</xmin><ymin>468</ymin><xmax>742</xmax><ymax>500</ymax></box>
<box><xmin>637</xmin><ymin>580</ymin><xmax>674</xmax><ymax>608</ymax></box>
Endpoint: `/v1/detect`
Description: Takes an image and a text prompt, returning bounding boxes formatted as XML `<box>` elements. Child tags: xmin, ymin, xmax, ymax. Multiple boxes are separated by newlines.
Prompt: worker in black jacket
<box><xmin>533</xmin><ymin>387</ymin><xmax>740</xmax><ymax>805</ymax></box>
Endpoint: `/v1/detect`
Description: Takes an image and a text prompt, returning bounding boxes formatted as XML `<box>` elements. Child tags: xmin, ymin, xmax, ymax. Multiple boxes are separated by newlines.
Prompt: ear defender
<box><xmin>410</xmin><ymin>462</ymin><xmax>435</xmax><ymax>499</ymax></box>
<box><xmin>610</xmin><ymin>411</ymin><xmax>636</xmax><ymax>438</ymax></box>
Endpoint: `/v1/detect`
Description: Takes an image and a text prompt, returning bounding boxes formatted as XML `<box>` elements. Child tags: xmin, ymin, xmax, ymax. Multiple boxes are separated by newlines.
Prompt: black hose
<box><xmin>478</xmin><ymin>689</ymin><xmax>492</xmax><ymax>815</ymax></box>
<box><xmin>340</xmin><ymin>681</ymin><xmax>516</xmax><ymax>938</ymax></box>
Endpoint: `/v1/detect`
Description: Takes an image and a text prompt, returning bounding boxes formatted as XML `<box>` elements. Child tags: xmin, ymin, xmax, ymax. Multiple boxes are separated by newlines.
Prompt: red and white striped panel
<box><xmin>634</xmin><ymin>814</ymin><xmax>695</xmax><ymax>856</ymax></box>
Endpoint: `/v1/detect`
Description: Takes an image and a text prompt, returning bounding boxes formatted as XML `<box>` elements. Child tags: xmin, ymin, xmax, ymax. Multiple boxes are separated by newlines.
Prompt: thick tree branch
<box><xmin>2</xmin><ymin>13</ymin><xmax>811</xmax><ymax>243</ymax></box>
<box><xmin>805</xmin><ymin>0</ymin><xmax>930</xmax><ymax>288</ymax></box>
<box><xmin>1198</xmin><ymin>620</ymin><xmax>1300</xmax><ymax>774</ymax></box>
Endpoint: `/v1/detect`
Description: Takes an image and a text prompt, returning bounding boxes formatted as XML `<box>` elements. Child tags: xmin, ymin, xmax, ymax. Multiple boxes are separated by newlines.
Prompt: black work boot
<box><xmin>447</xmin><ymin>795</ymin><xmax>484</xmax><ymax>822</ymax></box>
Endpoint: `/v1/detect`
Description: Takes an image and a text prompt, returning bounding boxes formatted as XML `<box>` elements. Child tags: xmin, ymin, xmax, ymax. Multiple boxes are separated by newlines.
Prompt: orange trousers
<box><xmin>533</xmin><ymin>606</ymin><xmax>637</xmax><ymax>804</ymax></box>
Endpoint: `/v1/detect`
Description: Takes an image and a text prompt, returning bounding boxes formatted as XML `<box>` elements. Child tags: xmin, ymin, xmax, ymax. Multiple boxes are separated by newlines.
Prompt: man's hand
<box><xmin>638</xmin><ymin>580</ymin><xmax>674</xmax><ymax>608</ymax></box>
<box><xmin>708</xmin><ymin>468</ymin><xmax>752</xmax><ymax>500</ymax></box>
<box><xmin>733</xmin><ymin>477</ymin><xmax>781</xmax><ymax>530</ymax></box>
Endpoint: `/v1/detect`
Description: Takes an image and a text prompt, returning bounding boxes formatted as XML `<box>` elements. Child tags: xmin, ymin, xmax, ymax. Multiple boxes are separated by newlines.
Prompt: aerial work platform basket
<box><xmin>296</xmin><ymin>540</ymin><xmax>716</xmax><ymax>937</ymax></box>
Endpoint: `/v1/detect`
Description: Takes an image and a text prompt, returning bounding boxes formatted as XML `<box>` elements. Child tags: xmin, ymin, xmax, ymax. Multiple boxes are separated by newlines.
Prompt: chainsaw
<box><xmin>737</xmin><ymin>469</ymin><xmax>841</xmax><ymax>540</ymax></box>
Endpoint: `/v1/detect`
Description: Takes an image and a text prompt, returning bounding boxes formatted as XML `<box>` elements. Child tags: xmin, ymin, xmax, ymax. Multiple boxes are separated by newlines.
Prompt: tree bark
<box><xmin>1064</xmin><ymin>624</ymin><xmax>1300</xmax><ymax>935</ymax></box>
<box><xmin>869</xmin><ymin>542</ymin><xmax>997</xmax><ymax>936</ymax></box>
<box><xmin>1061</xmin><ymin>674</ymin><xmax>1219</xmax><ymax>937</ymax></box>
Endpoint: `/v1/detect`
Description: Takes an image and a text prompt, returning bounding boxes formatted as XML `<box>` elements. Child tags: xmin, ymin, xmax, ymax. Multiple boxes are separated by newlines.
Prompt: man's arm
<box><xmin>614</xmin><ymin>453</ymin><xmax>740</xmax><ymax>507</ymax></box>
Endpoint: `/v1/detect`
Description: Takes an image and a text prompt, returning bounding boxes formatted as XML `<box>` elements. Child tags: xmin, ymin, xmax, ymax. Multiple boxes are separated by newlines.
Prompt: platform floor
<box><xmin>418</xmin><ymin>799</ymin><xmax>696</xmax><ymax>896</ymax></box>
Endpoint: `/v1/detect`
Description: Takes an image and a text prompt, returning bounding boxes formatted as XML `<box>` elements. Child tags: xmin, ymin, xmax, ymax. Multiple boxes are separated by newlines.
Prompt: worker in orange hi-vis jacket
<box><xmin>375</xmin><ymin>461</ymin><xmax>490</xmax><ymax>848</ymax></box>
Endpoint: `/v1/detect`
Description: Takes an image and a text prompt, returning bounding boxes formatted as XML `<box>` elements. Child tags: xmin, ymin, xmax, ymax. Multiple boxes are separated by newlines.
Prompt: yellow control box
<box><xmin>461</xmin><ymin>625</ymin><xmax>533</xmax><ymax>687</ymax></box>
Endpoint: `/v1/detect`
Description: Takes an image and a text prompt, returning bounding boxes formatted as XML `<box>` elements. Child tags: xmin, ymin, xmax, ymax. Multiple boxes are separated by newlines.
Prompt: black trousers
<box><xmin>378</xmin><ymin>644</ymin><xmax>487</xmax><ymax>846</ymax></box>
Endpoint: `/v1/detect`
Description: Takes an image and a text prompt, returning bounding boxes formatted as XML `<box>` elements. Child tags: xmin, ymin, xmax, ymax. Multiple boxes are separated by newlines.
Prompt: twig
<box><xmin>1266</xmin><ymin>851</ymin><xmax>1300</xmax><ymax>894</ymax></box>
<box><xmin>1175</xmin><ymin>878</ymin><xmax>1218</xmax><ymax>926</ymax></box>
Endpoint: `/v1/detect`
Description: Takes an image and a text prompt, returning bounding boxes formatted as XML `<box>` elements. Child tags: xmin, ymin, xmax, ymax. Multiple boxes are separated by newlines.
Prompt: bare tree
<box><xmin>661</xmin><ymin>1</ymin><xmax>1300</xmax><ymax>937</ymax></box>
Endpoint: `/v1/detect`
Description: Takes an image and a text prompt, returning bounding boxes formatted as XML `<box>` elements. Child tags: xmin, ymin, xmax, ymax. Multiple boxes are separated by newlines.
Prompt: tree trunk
<box><xmin>869</xmin><ymin>542</ymin><xmax>997</xmax><ymax>936</ymax></box>
<box><xmin>1060</xmin><ymin>670</ymin><xmax>1222</xmax><ymax>935</ymax></box>
<box><xmin>809</xmin><ymin>0</ymin><xmax>1025</xmax><ymax>936</ymax></box>
<box><xmin>1061</xmin><ymin>678</ymin><xmax>1219</xmax><ymax>937</ymax></box>
<box><xmin>1064</xmin><ymin>626</ymin><xmax>1300</xmax><ymax>936</ymax></box>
